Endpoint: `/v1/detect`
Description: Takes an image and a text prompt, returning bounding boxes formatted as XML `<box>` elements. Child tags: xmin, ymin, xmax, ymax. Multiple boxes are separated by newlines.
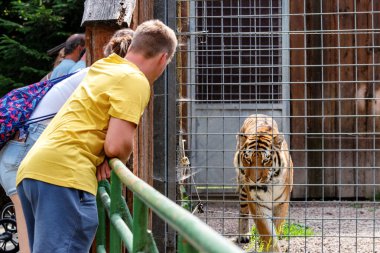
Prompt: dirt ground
<box><xmin>194</xmin><ymin>201</ymin><xmax>380</xmax><ymax>253</ymax></box>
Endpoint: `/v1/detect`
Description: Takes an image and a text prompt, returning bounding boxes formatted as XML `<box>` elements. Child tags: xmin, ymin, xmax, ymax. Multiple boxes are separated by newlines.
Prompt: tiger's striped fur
<box><xmin>234</xmin><ymin>114</ymin><xmax>293</xmax><ymax>252</ymax></box>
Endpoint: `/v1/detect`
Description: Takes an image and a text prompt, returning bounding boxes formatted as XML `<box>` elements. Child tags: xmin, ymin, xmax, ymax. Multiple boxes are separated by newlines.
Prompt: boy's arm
<box><xmin>97</xmin><ymin>117</ymin><xmax>136</xmax><ymax>180</ymax></box>
<box><xmin>105</xmin><ymin>117</ymin><xmax>136</xmax><ymax>163</ymax></box>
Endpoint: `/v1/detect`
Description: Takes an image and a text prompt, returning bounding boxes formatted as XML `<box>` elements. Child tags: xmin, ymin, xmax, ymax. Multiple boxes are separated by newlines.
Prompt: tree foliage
<box><xmin>0</xmin><ymin>0</ymin><xmax>85</xmax><ymax>96</ymax></box>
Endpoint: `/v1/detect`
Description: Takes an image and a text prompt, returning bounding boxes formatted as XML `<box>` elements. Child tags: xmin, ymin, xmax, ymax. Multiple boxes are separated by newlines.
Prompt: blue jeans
<box><xmin>17</xmin><ymin>179</ymin><xmax>98</xmax><ymax>253</ymax></box>
<box><xmin>0</xmin><ymin>123</ymin><xmax>46</xmax><ymax>196</ymax></box>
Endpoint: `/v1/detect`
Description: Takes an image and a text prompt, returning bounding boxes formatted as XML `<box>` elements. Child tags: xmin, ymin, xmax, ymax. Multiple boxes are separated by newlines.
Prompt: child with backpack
<box><xmin>0</xmin><ymin>28</ymin><xmax>134</xmax><ymax>253</ymax></box>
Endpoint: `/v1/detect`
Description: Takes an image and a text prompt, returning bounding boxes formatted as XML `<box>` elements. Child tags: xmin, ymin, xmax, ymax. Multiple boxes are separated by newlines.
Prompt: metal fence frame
<box><xmin>172</xmin><ymin>0</ymin><xmax>380</xmax><ymax>252</ymax></box>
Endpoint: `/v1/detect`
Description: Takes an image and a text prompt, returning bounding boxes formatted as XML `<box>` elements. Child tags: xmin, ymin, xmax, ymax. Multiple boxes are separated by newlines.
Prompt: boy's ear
<box><xmin>160</xmin><ymin>52</ymin><xmax>169</xmax><ymax>64</ymax></box>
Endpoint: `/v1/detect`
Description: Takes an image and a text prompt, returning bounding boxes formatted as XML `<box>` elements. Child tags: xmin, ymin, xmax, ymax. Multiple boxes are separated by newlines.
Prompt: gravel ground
<box><xmin>193</xmin><ymin>201</ymin><xmax>380</xmax><ymax>253</ymax></box>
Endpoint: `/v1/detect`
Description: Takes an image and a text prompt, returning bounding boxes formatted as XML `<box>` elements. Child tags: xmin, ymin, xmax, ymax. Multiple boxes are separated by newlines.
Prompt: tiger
<box><xmin>233</xmin><ymin>114</ymin><xmax>293</xmax><ymax>252</ymax></box>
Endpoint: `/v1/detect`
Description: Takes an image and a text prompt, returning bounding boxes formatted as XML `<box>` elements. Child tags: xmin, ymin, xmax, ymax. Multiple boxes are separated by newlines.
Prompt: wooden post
<box><xmin>82</xmin><ymin>0</ymin><xmax>136</xmax><ymax>64</ymax></box>
<box><xmin>129</xmin><ymin>0</ymin><xmax>155</xmax><ymax>230</ymax></box>
<box><xmin>374</xmin><ymin>0</ymin><xmax>380</xmax><ymax>197</ymax></box>
<box><xmin>81</xmin><ymin>1</ymin><xmax>138</xmax><ymax>252</ymax></box>
<box><xmin>289</xmin><ymin>0</ymin><xmax>307</xmax><ymax>199</ymax></box>
<box><xmin>356</xmin><ymin>0</ymin><xmax>376</xmax><ymax>198</ymax></box>
<box><xmin>320</xmin><ymin>0</ymin><xmax>338</xmax><ymax>199</ymax></box>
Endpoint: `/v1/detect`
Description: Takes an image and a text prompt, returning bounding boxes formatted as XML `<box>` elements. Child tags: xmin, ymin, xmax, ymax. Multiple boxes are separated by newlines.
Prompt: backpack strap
<box><xmin>16</xmin><ymin>72</ymin><xmax>76</xmax><ymax>128</ymax></box>
<box><xmin>25</xmin><ymin>113</ymin><xmax>57</xmax><ymax>125</ymax></box>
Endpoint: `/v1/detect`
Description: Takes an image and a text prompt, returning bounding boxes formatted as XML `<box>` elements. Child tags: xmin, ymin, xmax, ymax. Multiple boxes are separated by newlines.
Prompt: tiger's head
<box><xmin>236</xmin><ymin>125</ymin><xmax>284</xmax><ymax>184</ymax></box>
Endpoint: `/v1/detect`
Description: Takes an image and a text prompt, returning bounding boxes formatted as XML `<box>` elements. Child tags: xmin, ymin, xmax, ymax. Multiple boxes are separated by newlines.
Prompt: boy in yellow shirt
<box><xmin>16</xmin><ymin>20</ymin><xmax>177</xmax><ymax>252</ymax></box>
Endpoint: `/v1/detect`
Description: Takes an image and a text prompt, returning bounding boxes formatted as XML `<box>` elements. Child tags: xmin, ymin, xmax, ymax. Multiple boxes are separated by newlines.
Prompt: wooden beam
<box><xmin>321</xmin><ymin>0</ymin><xmax>338</xmax><ymax>198</ymax></box>
<box><xmin>289</xmin><ymin>0</ymin><xmax>307</xmax><ymax>199</ymax></box>
<box><xmin>81</xmin><ymin>1</ymin><xmax>139</xmax><ymax>252</ymax></box>
<box><xmin>81</xmin><ymin>0</ymin><xmax>135</xmax><ymax>27</ymax></box>
<box><xmin>85</xmin><ymin>24</ymin><xmax>120</xmax><ymax>64</ymax></box>
<box><xmin>129</xmin><ymin>1</ymin><xmax>155</xmax><ymax>231</ymax></box>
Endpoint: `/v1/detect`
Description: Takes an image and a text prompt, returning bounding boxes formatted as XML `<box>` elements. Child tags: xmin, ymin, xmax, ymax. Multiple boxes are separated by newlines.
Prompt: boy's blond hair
<box><xmin>129</xmin><ymin>19</ymin><xmax>178</xmax><ymax>62</ymax></box>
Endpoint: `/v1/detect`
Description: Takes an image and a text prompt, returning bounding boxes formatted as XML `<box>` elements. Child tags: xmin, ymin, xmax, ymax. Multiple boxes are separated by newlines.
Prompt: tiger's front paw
<box><xmin>231</xmin><ymin>234</ymin><xmax>250</xmax><ymax>244</ymax></box>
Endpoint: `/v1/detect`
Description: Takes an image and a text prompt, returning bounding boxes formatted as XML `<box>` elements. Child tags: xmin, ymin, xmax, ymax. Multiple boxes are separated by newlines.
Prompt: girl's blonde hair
<box><xmin>103</xmin><ymin>28</ymin><xmax>134</xmax><ymax>57</ymax></box>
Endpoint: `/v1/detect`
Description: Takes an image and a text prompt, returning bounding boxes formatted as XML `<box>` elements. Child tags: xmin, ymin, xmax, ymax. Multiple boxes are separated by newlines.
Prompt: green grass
<box><xmin>350</xmin><ymin>203</ymin><xmax>363</xmax><ymax>208</ymax></box>
<box><xmin>245</xmin><ymin>222</ymin><xmax>315</xmax><ymax>252</ymax></box>
<box><xmin>279</xmin><ymin>222</ymin><xmax>315</xmax><ymax>239</ymax></box>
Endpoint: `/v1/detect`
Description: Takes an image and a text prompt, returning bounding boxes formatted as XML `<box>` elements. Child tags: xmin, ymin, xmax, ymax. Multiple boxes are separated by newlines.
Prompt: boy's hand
<box><xmin>96</xmin><ymin>159</ymin><xmax>111</xmax><ymax>181</ymax></box>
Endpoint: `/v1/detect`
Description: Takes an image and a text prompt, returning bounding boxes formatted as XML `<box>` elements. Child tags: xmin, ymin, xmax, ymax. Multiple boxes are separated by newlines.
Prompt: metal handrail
<box><xmin>95</xmin><ymin>158</ymin><xmax>245</xmax><ymax>253</ymax></box>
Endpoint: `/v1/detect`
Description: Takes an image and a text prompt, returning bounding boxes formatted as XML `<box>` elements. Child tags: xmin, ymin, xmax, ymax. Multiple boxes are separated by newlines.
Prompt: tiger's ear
<box><xmin>237</xmin><ymin>134</ymin><xmax>247</xmax><ymax>147</ymax></box>
<box><xmin>273</xmin><ymin>134</ymin><xmax>284</xmax><ymax>149</ymax></box>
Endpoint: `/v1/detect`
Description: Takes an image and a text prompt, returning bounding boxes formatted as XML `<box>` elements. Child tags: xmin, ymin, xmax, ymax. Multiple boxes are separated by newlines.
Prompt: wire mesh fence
<box><xmin>175</xmin><ymin>0</ymin><xmax>380</xmax><ymax>252</ymax></box>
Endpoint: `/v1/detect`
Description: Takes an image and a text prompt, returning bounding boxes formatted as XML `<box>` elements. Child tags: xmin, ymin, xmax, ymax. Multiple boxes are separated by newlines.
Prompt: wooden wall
<box><xmin>290</xmin><ymin>0</ymin><xmax>380</xmax><ymax>199</ymax></box>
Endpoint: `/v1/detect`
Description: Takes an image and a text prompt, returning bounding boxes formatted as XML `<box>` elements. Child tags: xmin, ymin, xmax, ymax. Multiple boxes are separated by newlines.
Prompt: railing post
<box><xmin>132</xmin><ymin>197</ymin><xmax>159</xmax><ymax>253</ymax></box>
<box><xmin>132</xmin><ymin>196</ymin><xmax>149</xmax><ymax>252</ymax></box>
<box><xmin>101</xmin><ymin>159</ymin><xmax>245</xmax><ymax>253</ymax></box>
<box><xmin>178</xmin><ymin>235</ymin><xmax>199</xmax><ymax>253</ymax></box>
<box><xmin>110</xmin><ymin>171</ymin><xmax>122</xmax><ymax>252</ymax></box>
<box><xmin>96</xmin><ymin>181</ymin><xmax>108</xmax><ymax>253</ymax></box>
<box><xmin>110</xmin><ymin>158</ymin><xmax>244</xmax><ymax>253</ymax></box>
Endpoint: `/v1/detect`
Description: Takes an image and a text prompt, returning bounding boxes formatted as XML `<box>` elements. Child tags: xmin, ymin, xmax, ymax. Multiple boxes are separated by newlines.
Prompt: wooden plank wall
<box><xmin>290</xmin><ymin>0</ymin><xmax>380</xmax><ymax>199</ymax></box>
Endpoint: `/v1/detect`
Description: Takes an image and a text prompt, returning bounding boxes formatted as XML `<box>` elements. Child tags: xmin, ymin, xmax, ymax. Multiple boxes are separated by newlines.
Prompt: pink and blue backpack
<box><xmin>0</xmin><ymin>74</ymin><xmax>72</xmax><ymax>149</ymax></box>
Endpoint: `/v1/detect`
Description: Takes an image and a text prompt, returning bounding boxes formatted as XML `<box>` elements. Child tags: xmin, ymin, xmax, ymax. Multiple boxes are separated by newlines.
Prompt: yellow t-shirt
<box><xmin>16</xmin><ymin>53</ymin><xmax>151</xmax><ymax>195</ymax></box>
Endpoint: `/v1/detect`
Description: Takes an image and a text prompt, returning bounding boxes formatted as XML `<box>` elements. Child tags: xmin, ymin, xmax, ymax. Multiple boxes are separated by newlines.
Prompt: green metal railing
<box><xmin>96</xmin><ymin>158</ymin><xmax>244</xmax><ymax>253</ymax></box>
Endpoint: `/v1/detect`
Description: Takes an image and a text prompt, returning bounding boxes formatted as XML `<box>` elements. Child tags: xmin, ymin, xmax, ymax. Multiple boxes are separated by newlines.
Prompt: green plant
<box><xmin>245</xmin><ymin>222</ymin><xmax>315</xmax><ymax>252</ymax></box>
<box><xmin>351</xmin><ymin>203</ymin><xmax>363</xmax><ymax>208</ymax></box>
<box><xmin>279</xmin><ymin>222</ymin><xmax>314</xmax><ymax>239</ymax></box>
<box><xmin>179</xmin><ymin>184</ymin><xmax>191</xmax><ymax>211</ymax></box>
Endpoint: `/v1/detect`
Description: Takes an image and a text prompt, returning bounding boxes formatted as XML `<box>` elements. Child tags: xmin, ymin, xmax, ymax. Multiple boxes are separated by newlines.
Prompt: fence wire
<box><xmin>175</xmin><ymin>0</ymin><xmax>380</xmax><ymax>252</ymax></box>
